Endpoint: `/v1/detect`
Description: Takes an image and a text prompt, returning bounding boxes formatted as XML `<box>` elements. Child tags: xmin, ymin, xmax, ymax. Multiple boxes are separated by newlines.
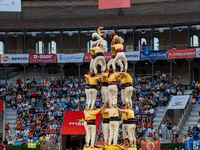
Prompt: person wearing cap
<box><xmin>111</xmin><ymin>38</ymin><xmax>127</xmax><ymax>73</ymax></box>
<box><xmin>84</xmin><ymin>103</ymin><xmax>106</xmax><ymax>148</ymax></box>
<box><xmin>101</xmin><ymin>69</ymin><xmax>109</xmax><ymax>103</ymax></box>
<box><xmin>106</xmin><ymin>70</ymin><xmax>121</xmax><ymax>107</ymax></box>
<box><xmin>105</xmin><ymin>104</ymin><xmax>119</xmax><ymax>146</ymax></box>
<box><xmin>101</xmin><ymin>102</ymin><xmax>110</xmax><ymax>144</ymax></box>
<box><xmin>115</xmin><ymin>103</ymin><xmax>136</xmax><ymax>148</ymax></box>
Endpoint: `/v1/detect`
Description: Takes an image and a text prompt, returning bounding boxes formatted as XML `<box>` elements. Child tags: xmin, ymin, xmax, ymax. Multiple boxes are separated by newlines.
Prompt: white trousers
<box><xmin>122</xmin><ymin>123</ymin><xmax>128</xmax><ymax>139</ymax></box>
<box><xmin>84</xmin><ymin>121</ymin><xmax>87</xmax><ymax>141</ymax></box>
<box><xmin>128</xmin><ymin>124</ymin><xmax>136</xmax><ymax>147</ymax></box>
<box><xmin>109</xmin><ymin>121</ymin><xmax>119</xmax><ymax>146</ymax></box>
<box><xmin>101</xmin><ymin>86</ymin><xmax>109</xmax><ymax>103</ymax></box>
<box><xmin>167</xmin><ymin>129</ymin><xmax>172</xmax><ymax>139</ymax></box>
<box><xmin>102</xmin><ymin>123</ymin><xmax>109</xmax><ymax>143</ymax></box>
<box><xmin>112</xmin><ymin>52</ymin><xmax>127</xmax><ymax>70</ymax></box>
<box><xmin>108</xmin><ymin>85</ymin><xmax>118</xmax><ymax>106</ymax></box>
<box><xmin>85</xmin><ymin>89</ymin><xmax>89</xmax><ymax>105</ymax></box>
<box><xmin>90</xmin><ymin>58</ymin><xmax>103</xmax><ymax>73</ymax></box>
<box><xmin>107</xmin><ymin>58</ymin><xmax>124</xmax><ymax>72</ymax></box>
<box><xmin>125</xmin><ymin>86</ymin><xmax>133</xmax><ymax>107</ymax></box>
<box><xmin>121</xmin><ymin>89</ymin><xmax>125</xmax><ymax>105</ymax></box>
<box><xmin>88</xmin><ymin>88</ymin><xmax>97</xmax><ymax>109</ymax></box>
<box><xmin>93</xmin><ymin>56</ymin><xmax>106</xmax><ymax>73</ymax></box>
<box><xmin>86</xmin><ymin>125</ymin><xmax>96</xmax><ymax>147</ymax></box>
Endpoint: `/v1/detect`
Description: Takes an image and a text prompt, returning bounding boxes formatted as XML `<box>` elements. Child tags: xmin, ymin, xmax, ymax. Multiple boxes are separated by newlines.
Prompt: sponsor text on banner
<box><xmin>168</xmin><ymin>48</ymin><xmax>196</xmax><ymax>59</ymax></box>
<box><xmin>29</xmin><ymin>54</ymin><xmax>57</xmax><ymax>63</ymax></box>
<box><xmin>98</xmin><ymin>0</ymin><xmax>130</xmax><ymax>10</ymax></box>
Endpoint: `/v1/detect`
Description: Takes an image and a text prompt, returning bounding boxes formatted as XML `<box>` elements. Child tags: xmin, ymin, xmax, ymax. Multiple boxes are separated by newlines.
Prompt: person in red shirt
<box><xmin>0</xmin><ymin>141</ymin><xmax>6</xmax><ymax>150</ymax></box>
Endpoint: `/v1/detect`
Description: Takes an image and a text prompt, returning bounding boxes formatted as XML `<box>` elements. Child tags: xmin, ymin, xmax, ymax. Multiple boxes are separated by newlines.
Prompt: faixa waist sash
<box><xmin>86</xmin><ymin>84</ymin><xmax>90</xmax><ymax>89</ymax></box>
<box><xmin>112</xmin><ymin>55</ymin><xmax>116</xmax><ymax>59</ymax></box>
<box><xmin>109</xmin><ymin>81</ymin><xmax>116</xmax><ymax>85</ymax></box>
<box><xmin>110</xmin><ymin>117</ymin><xmax>119</xmax><ymax>121</ymax></box>
<box><xmin>103</xmin><ymin>118</ymin><xmax>109</xmax><ymax>123</ymax></box>
<box><xmin>128</xmin><ymin>118</ymin><xmax>136</xmax><ymax>124</ymax></box>
<box><xmin>92</xmin><ymin>55</ymin><xmax>96</xmax><ymax>59</ymax></box>
<box><xmin>102</xmin><ymin>82</ymin><xmax>108</xmax><ymax>86</ymax></box>
<box><xmin>117</xmin><ymin>48</ymin><xmax>123</xmax><ymax>52</ymax></box>
<box><xmin>121</xmin><ymin>84</ymin><xmax>126</xmax><ymax>89</ymax></box>
<box><xmin>125</xmin><ymin>83</ymin><xmax>133</xmax><ymax>87</ymax></box>
<box><xmin>90</xmin><ymin>85</ymin><xmax>97</xmax><ymax>89</ymax></box>
<box><xmin>95</xmin><ymin>52</ymin><xmax>104</xmax><ymax>57</ymax></box>
<box><xmin>123</xmin><ymin>120</ymin><xmax>128</xmax><ymax>124</ymax></box>
<box><xmin>87</xmin><ymin>120</ymin><xmax>95</xmax><ymax>125</ymax></box>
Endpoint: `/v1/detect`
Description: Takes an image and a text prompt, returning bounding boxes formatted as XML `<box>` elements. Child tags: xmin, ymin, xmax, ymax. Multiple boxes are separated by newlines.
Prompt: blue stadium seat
<box><xmin>198</xmin><ymin>98</ymin><xmax>200</xmax><ymax>104</ymax></box>
<box><xmin>33</xmin><ymin>137</ymin><xmax>38</xmax><ymax>143</ymax></box>
<box><xmin>24</xmin><ymin>137</ymin><xmax>27</xmax><ymax>142</ymax></box>
<box><xmin>27</xmin><ymin>122</ymin><xmax>31</xmax><ymax>127</ymax></box>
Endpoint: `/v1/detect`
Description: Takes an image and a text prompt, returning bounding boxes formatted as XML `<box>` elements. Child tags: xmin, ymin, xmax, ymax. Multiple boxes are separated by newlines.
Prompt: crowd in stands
<box><xmin>2</xmin><ymin>71</ymin><xmax>186</xmax><ymax>146</ymax></box>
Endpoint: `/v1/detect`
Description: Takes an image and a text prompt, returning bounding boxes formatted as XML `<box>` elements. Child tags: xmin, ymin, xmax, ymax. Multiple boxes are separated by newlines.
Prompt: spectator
<box><xmin>0</xmin><ymin>141</ymin><xmax>6</xmax><ymax>150</ymax></box>
<box><xmin>172</xmin><ymin>41</ymin><xmax>176</xmax><ymax>49</ymax></box>
<box><xmin>40</xmin><ymin>135</ymin><xmax>47</xmax><ymax>145</ymax></box>
<box><xmin>152</xmin><ymin>132</ymin><xmax>157</xmax><ymax>141</ymax></box>
<box><xmin>27</xmin><ymin>132</ymin><xmax>34</xmax><ymax>143</ymax></box>
<box><xmin>161</xmin><ymin>121</ymin><xmax>167</xmax><ymax>140</ymax></box>
<box><xmin>171</xmin><ymin>135</ymin><xmax>178</xmax><ymax>143</ymax></box>
<box><xmin>172</xmin><ymin>123</ymin><xmax>180</xmax><ymax>138</ymax></box>
<box><xmin>166</xmin><ymin>120</ymin><xmax>172</xmax><ymax>139</ymax></box>
<box><xmin>183</xmin><ymin>135</ymin><xmax>189</xmax><ymax>143</ymax></box>
<box><xmin>5</xmin><ymin>122</ymin><xmax>10</xmax><ymax>131</ymax></box>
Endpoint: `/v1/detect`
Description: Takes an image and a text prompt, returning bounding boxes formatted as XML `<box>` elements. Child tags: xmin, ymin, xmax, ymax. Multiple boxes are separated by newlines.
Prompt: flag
<box><xmin>28</xmin><ymin>143</ymin><xmax>36</xmax><ymax>148</ymax></box>
<box><xmin>141</xmin><ymin>141</ymin><xmax>161</xmax><ymax>150</ymax></box>
<box><xmin>99</xmin><ymin>0</ymin><xmax>130</xmax><ymax>10</ymax></box>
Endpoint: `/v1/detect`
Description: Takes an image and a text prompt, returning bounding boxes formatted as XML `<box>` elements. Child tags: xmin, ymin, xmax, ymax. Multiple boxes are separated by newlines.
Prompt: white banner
<box><xmin>167</xmin><ymin>95</ymin><xmax>190</xmax><ymax>110</ymax></box>
<box><xmin>57</xmin><ymin>53</ymin><xmax>84</xmax><ymax>63</ymax></box>
<box><xmin>1</xmin><ymin>54</ymin><xmax>29</xmax><ymax>63</ymax></box>
<box><xmin>196</xmin><ymin>48</ymin><xmax>200</xmax><ymax>58</ymax></box>
<box><xmin>124</xmin><ymin>51</ymin><xmax>140</xmax><ymax>61</ymax></box>
<box><xmin>0</xmin><ymin>0</ymin><xmax>21</xmax><ymax>12</ymax></box>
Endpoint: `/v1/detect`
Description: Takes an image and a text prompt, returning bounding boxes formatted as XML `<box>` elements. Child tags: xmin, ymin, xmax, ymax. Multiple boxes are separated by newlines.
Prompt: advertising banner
<box><xmin>29</xmin><ymin>54</ymin><xmax>57</xmax><ymax>63</ymax></box>
<box><xmin>57</xmin><ymin>53</ymin><xmax>84</xmax><ymax>63</ymax></box>
<box><xmin>84</xmin><ymin>52</ymin><xmax>112</xmax><ymax>62</ymax></box>
<box><xmin>185</xmin><ymin>141</ymin><xmax>200</xmax><ymax>150</ymax></box>
<box><xmin>167</xmin><ymin>95</ymin><xmax>190</xmax><ymax>110</ymax></box>
<box><xmin>140</xmin><ymin>50</ymin><xmax>167</xmax><ymax>60</ymax></box>
<box><xmin>99</xmin><ymin>0</ymin><xmax>130</xmax><ymax>10</ymax></box>
<box><xmin>1</xmin><ymin>54</ymin><xmax>29</xmax><ymax>64</ymax></box>
<box><xmin>0</xmin><ymin>0</ymin><xmax>21</xmax><ymax>12</ymax></box>
<box><xmin>61</xmin><ymin>111</ymin><xmax>102</xmax><ymax>135</ymax></box>
<box><xmin>196</xmin><ymin>48</ymin><xmax>200</xmax><ymax>58</ymax></box>
<box><xmin>124</xmin><ymin>51</ymin><xmax>140</xmax><ymax>61</ymax></box>
<box><xmin>141</xmin><ymin>141</ymin><xmax>161</xmax><ymax>150</ymax></box>
<box><xmin>168</xmin><ymin>48</ymin><xmax>196</xmax><ymax>59</ymax></box>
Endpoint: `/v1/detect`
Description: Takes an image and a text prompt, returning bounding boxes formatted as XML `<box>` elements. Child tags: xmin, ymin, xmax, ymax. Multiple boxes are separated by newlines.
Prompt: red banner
<box><xmin>141</xmin><ymin>141</ymin><xmax>161</xmax><ymax>150</ymax></box>
<box><xmin>99</xmin><ymin>0</ymin><xmax>131</xmax><ymax>10</ymax></box>
<box><xmin>168</xmin><ymin>48</ymin><xmax>196</xmax><ymax>59</ymax></box>
<box><xmin>0</xmin><ymin>100</ymin><xmax>2</xmax><ymax>113</ymax></box>
<box><xmin>84</xmin><ymin>52</ymin><xmax>112</xmax><ymax>62</ymax></box>
<box><xmin>29</xmin><ymin>54</ymin><xmax>57</xmax><ymax>63</ymax></box>
<box><xmin>61</xmin><ymin>111</ymin><xmax>102</xmax><ymax>135</ymax></box>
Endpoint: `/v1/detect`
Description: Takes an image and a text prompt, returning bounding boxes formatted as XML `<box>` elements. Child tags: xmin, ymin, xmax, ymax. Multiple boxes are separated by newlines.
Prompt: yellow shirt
<box><xmin>104</xmin><ymin>145</ymin><xmax>121</xmax><ymax>150</ymax></box>
<box><xmin>121</xmin><ymin>112</ymin><xmax>127</xmax><ymax>121</ymax></box>
<box><xmin>84</xmin><ymin>110</ymin><xmax>100</xmax><ymax>121</ymax></box>
<box><xmin>108</xmin><ymin>73</ymin><xmax>120</xmax><ymax>82</ymax></box>
<box><xmin>112</xmin><ymin>44</ymin><xmax>123</xmax><ymax>51</ymax></box>
<box><xmin>101</xmin><ymin>73</ymin><xmax>109</xmax><ymax>83</ymax></box>
<box><xmin>111</xmin><ymin>35</ymin><xmax>119</xmax><ymax>45</ymax></box>
<box><xmin>85</xmin><ymin>77</ymin><xmax>90</xmax><ymax>85</ymax></box>
<box><xmin>124</xmin><ymin>73</ymin><xmax>132</xmax><ymax>83</ymax></box>
<box><xmin>118</xmin><ymin>77</ymin><xmax>126</xmax><ymax>85</ymax></box>
<box><xmin>106</xmin><ymin>108</ymin><xmax>119</xmax><ymax>118</ymax></box>
<box><xmin>125</xmin><ymin>109</ymin><xmax>135</xmax><ymax>119</ymax></box>
<box><xmin>195</xmin><ymin>83</ymin><xmax>200</xmax><ymax>88</ymax></box>
<box><xmin>111</xmin><ymin>47</ymin><xmax>117</xmax><ymax>56</ymax></box>
<box><xmin>90</xmin><ymin>46</ymin><xmax>103</xmax><ymax>54</ymax></box>
<box><xmin>89</xmin><ymin>77</ymin><xmax>100</xmax><ymax>85</ymax></box>
<box><xmin>101</xmin><ymin>110</ymin><xmax>109</xmax><ymax>119</ymax></box>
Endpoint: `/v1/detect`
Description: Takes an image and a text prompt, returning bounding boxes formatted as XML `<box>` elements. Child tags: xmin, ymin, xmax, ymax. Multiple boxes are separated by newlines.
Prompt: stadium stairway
<box><xmin>179</xmin><ymin>103</ymin><xmax>199</xmax><ymax>137</ymax></box>
<box><xmin>144</xmin><ymin>106</ymin><xmax>167</xmax><ymax>140</ymax></box>
<box><xmin>4</xmin><ymin>106</ymin><xmax>17</xmax><ymax>142</ymax></box>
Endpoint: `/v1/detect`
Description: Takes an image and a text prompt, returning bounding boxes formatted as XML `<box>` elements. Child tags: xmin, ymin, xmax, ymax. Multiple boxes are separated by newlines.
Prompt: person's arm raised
<box><xmin>115</xmin><ymin>143</ymin><xmax>127</xmax><ymax>150</ymax></box>
<box><xmin>114</xmin><ymin>105</ymin><xmax>125</xmax><ymax>113</ymax></box>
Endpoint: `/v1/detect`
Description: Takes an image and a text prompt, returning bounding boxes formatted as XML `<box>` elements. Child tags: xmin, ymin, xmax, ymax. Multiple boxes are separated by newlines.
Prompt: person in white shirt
<box><xmin>158</xmin><ymin>135</ymin><xmax>163</xmax><ymax>143</ymax></box>
<box><xmin>149</xmin><ymin>107</ymin><xmax>155</xmax><ymax>115</ymax></box>
<box><xmin>23</xmin><ymin>127</ymin><xmax>29</xmax><ymax>137</ymax></box>
<box><xmin>74</xmin><ymin>97</ymin><xmax>79</xmax><ymax>104</ymax></box>
<box><xmin>172</xmin><ymin>123</ymin><xmax>180</xmax><ymax>138</ymax></box>
<box><xmin>74</xmin><ymin>82</ymin><xmax>79</xmax><ymax>88</ymax></box>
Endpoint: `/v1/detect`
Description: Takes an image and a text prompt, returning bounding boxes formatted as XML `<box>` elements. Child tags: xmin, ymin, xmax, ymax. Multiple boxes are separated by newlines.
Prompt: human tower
<box><xmin>84</xmin><ymin>27</ymin><xmax>136</xmax><ymax>149</ymax></box>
